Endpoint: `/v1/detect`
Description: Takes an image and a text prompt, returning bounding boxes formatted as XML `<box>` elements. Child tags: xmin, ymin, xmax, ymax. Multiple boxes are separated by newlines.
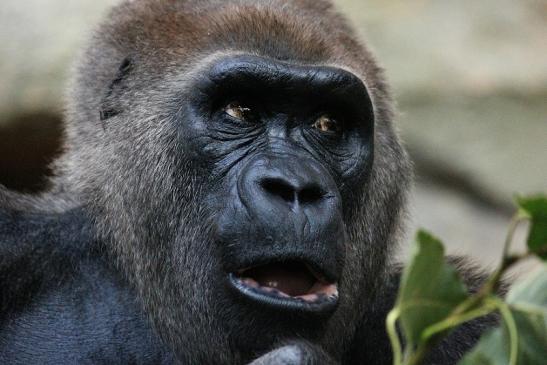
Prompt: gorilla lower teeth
<box><xmin>266</xmin><ymin>280</ymin><xmax>279</xmax><ymax>288</ymax></box>
<box><xmin>241</xmin><ymin>277</ymin><xmax>259</xmax><ymax>288</ymax></box>
<box><xmin>236</xmin><ymin>273</ymin><xmax>338</xmax><ymax>302</ymax></box>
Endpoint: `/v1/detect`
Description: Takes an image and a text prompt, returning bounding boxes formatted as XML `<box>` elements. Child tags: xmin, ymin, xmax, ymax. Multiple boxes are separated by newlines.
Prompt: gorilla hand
<box><xmin>250</xmin><ymin>342</ymin><xmax>337</xmax><ymax>365</ymax></box>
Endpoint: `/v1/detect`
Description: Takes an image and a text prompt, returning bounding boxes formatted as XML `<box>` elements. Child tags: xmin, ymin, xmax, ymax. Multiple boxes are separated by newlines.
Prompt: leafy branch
<box><xmin>387</xmin><ymin>194</ymin><xmax>547</xmax><ymax>365</ymax></box>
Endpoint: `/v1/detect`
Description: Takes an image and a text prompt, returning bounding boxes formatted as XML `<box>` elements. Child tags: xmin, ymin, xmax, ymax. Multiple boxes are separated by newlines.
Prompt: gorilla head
<box><xmin>57</xmin><ymin>0</ymin><xmax>410</xmax><ymax>362</ymax></box>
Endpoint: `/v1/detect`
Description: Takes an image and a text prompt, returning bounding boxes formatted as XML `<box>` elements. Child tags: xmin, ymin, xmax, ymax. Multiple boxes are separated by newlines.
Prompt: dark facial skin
<box><xmin>6</xmin><ymin>1</ymin><xmax>499</xmax><ymax>364</ymax></box>
<box><xmin>188</xmin><ymin>55</ymin><xmax>374</xmax><ymax>312</ymax></box>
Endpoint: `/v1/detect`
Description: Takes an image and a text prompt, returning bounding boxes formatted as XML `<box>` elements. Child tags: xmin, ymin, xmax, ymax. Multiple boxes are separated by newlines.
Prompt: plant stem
<box><xmin>386</xmin><ymin>308</ymin><xmax>403</xmax><ymax>365</ymax></box>
<box><xmin>489</xmin><ymin>297</ymin><xmax>519</xmax><ymax>365</ymax></box>
<box><xmin>421</xmin><ymin>304</ymin><xmax>497</xmax><ymax>342</ymax></box>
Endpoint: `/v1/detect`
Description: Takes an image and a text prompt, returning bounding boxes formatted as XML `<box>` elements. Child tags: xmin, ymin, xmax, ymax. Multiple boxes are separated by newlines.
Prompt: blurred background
<box><xmin>0</xmin><ymin>0</ymin><xmax>545</xmax><ymax>269</ymax></box>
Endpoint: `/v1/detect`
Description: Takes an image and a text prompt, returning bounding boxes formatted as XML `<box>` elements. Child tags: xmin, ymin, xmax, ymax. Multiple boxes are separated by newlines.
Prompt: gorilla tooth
<box><xmin>240</xmin><ymin>277</ymin><xmax>260</xmax><ymax>288</ymax></box>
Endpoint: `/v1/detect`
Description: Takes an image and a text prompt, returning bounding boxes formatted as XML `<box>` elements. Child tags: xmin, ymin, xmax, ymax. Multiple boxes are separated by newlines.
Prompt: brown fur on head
<box><xmin>51</xmin><ymin>0</ymin><xmax>410</xmax><ymax>362</ymax></box>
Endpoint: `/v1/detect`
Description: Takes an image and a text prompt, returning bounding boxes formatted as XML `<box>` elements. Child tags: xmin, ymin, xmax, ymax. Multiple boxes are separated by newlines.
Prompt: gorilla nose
<box><xmin>259</xmin><ymin>177</ymin><xmax>325</xmax><ymax>207</ymax></box>
<box><xmin>238</xmin><ymin>155</ymin><xmax>341</xmax><ymax>216</ymax></box>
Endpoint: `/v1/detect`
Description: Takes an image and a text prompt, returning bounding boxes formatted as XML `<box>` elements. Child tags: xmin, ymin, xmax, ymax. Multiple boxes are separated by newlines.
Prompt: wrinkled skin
<box><xmin>0</xmin><ymin>1</ymin><xmax>495</xmax><ymax>364</ymax></box>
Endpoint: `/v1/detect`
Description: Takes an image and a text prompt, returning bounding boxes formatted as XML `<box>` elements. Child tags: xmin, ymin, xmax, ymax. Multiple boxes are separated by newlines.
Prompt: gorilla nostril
<box><xmin>259</xmin><ymin>178</ymin><xmax>325</xmax><ymax>205</ymax></box>
<box><xmin>299</xmin><ymin>185</ymin><xmax>324</xmax><ymax>204</ymax></box>
<box><xmin>260</xmin><ymin>178</ymin><xmax>295</xmax><ymax>203</ymax></box>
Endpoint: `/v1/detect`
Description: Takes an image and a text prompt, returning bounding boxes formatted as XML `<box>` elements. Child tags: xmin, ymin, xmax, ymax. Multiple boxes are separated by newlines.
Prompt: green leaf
<box><xmin>459</xmin><ymin>266</ymin><xmax>547</xmax><ymax>365</ymax></box>
<box><xmin>458</xmin><ymin>328</ymin><xmax>509</xmax><ymax>365</ymax></box>
<box><xmin>517</xmin><ymin>195</ymin><xmax>547</xmax><ymax>260</ymax></box>
<box><xmin>396</xmin><ymin>230</ymin><xmax>470</xmax><ymax>347</ymax></box>
<box><xmin>507</xmin><ymin>265</ymin><xmax>547</xmax><ymax>306</ymax></box>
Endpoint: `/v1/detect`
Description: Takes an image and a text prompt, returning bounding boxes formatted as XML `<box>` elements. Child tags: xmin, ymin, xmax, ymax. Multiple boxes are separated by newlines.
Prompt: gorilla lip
<box><xmin>229</xmin><ymin>261</ymin><xmax>338</xmax><ymax>312</ymax></box>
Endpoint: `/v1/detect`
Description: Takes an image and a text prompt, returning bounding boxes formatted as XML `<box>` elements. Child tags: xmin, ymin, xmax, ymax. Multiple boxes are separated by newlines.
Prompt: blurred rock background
<box><xmin>1</xmin><ymin>0</ymin><xmax>545</xmax><ymax>269</ymax></box>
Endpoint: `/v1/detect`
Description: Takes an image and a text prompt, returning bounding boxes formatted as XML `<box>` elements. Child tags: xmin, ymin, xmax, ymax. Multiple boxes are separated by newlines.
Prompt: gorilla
<box><xmin>0</xmin><ymin>0</ymin><xmax>495</xmax><ymax>364</ymax></box>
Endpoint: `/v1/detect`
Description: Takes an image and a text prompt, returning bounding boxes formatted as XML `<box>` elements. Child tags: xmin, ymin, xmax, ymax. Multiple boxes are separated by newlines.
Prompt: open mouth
<box><xmin>228</xmin><ymin>260</ymin><xmax>339</xmax><ymax>313</ymax></box>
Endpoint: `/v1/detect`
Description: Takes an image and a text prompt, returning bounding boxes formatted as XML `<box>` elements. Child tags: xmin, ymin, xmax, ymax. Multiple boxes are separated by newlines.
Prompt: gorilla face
<box><xmin>115</xmin><ymin>54</ymin><xmax>375</xmax><ymax>359</ymax></box>
<box><xmin>87</xmin><ymin>53</ymin><xmax>375</xmax><ymax>362</ymax></box>
<box><xmin>64</xmin><ymin>1</ymin><xmax>409</xmax><ymax>362</ymax></box>
<box><xmin>185</xmin><ymin>55</ymin><xmax>374</xmax><ymax>315</ymax></box>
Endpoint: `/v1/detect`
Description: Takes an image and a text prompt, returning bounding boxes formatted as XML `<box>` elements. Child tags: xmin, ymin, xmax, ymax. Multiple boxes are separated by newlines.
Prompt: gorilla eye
<box><xmin>313</xmin><ymin>115</ymin><xmax>340</xmax><ymax>134</ymax></box>
<box><xmin>224</xmin><ymin>102</ymin><xmax>251</xmax><ymax>120</ymax></box>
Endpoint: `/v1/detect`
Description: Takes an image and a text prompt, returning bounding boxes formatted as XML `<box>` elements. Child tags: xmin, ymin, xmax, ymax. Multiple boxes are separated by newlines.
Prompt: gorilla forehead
<box><xmin>82</xmin><ymin>0</ymin><xmax>382</xmax><ymax>94</ymax></box>
<box><xmin>104</xmin><ymin>0</ymin><xmax>338</xmax><ymax>59</ymax></box>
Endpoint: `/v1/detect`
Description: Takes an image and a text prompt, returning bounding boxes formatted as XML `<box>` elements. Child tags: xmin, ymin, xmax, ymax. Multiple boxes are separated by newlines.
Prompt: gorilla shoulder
<box><xmin>0</xmin><ymin>194</ymin><xmax>173</xmax><ymax>363</ymax></box>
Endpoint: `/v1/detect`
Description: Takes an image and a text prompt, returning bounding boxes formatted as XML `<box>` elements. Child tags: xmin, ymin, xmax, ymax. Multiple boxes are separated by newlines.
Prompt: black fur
<box><xmin>99</xmin><ymin>56</ymin><xmax>134</xmax><ymax>123</ymax></box>
<box><xmin>0</xmin><ymin>0</ymin><xmax>496</xmax><ymax>363</ymax></box>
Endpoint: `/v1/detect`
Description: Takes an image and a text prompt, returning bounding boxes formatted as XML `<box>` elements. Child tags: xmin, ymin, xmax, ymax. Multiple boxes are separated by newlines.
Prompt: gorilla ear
<box><xmin>99</xmin><ymin>56</ymin><xmax>134</xmax><ymax>123</ymax></box>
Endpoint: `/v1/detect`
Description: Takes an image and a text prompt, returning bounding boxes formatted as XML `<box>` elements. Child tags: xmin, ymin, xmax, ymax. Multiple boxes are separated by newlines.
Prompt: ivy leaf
<box><xmin>506</xmin><ymin>265</ymin><xmax>547</xmax><ymax>364</ymax></box>
<box><xmin>458</xmin><ymin>328</ymin><xmax>508</xmax><ymax>365</ymax></box>
<box><xmin>396</xmin><ymin>230</ymin><xmax>470</xmax><ymax>347</ymax></box>
<box><xmin>517</xmin><ymin>195</ymin><xmax>547</xmax><ymax>260</ymax></box>
<box><xmin>459</xmin><ymin>265</ymin><xmax>547</xmax><ymax>365</ymax></box>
